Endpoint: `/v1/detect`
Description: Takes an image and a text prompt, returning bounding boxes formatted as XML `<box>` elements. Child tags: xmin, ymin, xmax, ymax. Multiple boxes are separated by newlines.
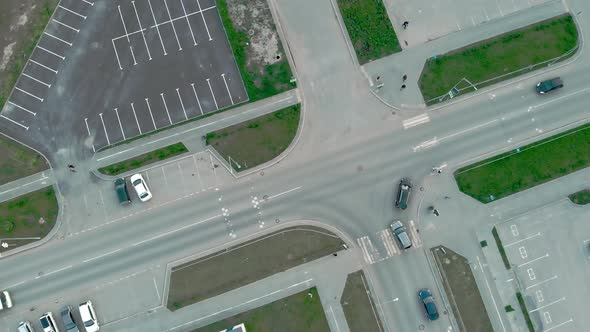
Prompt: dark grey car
<box><xmin>395</xmin><ymin>178</ymin><xmax>412</xmax><ymax>210</ymax></box>
<box><xmin>61</xmin><ymin>305</ymin><xmax>79</xmax><ymax>332</ymax></box>
<box><xmin>115</xmin><ymin>178</ymin><xmax>131</xmax><ymax>205</ymax></box>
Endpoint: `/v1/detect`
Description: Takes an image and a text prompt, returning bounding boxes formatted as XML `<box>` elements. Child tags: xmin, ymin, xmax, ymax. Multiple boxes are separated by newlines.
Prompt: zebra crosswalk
<box><xmin>357</xmin><ymin>220</ymin><xmax>423</xmax><ymax>265</ymax></box>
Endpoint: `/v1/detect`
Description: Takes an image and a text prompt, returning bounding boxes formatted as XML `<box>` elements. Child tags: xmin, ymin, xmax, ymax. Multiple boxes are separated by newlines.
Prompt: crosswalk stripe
<box><xmin>409</xmin><ymin>220</ymin><xmax>423</xmax><ymax>248</ymax></box>
<box><xmin>378</xmin><ymin>229</ymin><xmax>399</xmax><ymax>257</ymax></box>
<box><xmin>357</xmin><ymin>237</ymin><xmax>373</xmax><ymax>264</ymax></box>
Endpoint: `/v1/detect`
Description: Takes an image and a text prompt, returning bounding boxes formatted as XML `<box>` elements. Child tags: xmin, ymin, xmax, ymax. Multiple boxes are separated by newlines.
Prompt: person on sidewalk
<box><xmin>402</xmin><ymin>21</ymin><xmax>409</xmax><ymax>29</ymax></box>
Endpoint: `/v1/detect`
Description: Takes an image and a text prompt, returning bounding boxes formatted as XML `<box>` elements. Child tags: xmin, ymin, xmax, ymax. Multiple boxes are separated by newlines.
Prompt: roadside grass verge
<box><xmin>336</xmin><ymin>0</ymin><xmax>401</xmax><ymax>64</ymax></box>
<box><xmin>432</xmin><ymin>246</ymin><xmax>494</xmax><ymax>332</ymax></box>
<box><xmin>0</xmin><ymin>134</ymin><xmax>48</xmax><ymax>185</ymax></box>
<box><xmin>98</xmin><ymin>142</ymin><xmax>188</xmax><ymax>176</ymax></box>
<box><xmin>419</xmin><ymin>14</ymin><xmax>577</xmax><ymax>104</ymax></box>
<box><xmin>340</xmin><ymin>270</ymin><xmax>384</xmax><ymax>332</ymax></box>
<box><xmin>568</xmin><ymin>189</ymin><xmax>590</xmax><ymax>205</ymax></box>
<box><xmin>516</xmin><ymin>292</ymin><xmax>535</xmax><ymax>332</ymax></box>
<box><xmin>217</xmin><ymin>0</ymin><xmax>294</xmax><ymax>102</ymax></box>
<box><xmin>0</xmin><ymin>186</ymin><xmax>58</xmax><ymax>252</ymax></box>
<box><xmin>206</xmin><ymin>104</ymin><xmax>300</xmax><ymax>171</ymax></box>
<box><xmin>192</xmin><ymin>287</ymin><xmax>330</xmax><ymax>332</ymax></box>
<box><xmin>455</xmin><ymin>122</ymin><xmax>590</xmax><ymax>203</ymax></box>
<box><xmin>0</xmin><ymin>1</ymin><xmax>58</xmax><ymax>109</ymax></box>
<box><xmin>492</xmin><ymin>227</ymin><xmax>511</xmax><ymax>270</ymax></box>
<box><xmin>166</xmin><ymin>226</ymin><xmax>343</xmax><ymax>310</ymax></box>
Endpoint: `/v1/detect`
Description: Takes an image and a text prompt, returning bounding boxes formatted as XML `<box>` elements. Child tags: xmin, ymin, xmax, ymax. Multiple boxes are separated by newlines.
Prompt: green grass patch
<box><xmin>336</xmin><ymin>0</ymin><xmax>401</xmax><ymax>64</ymax></box>
<box><xmin>455</xmin><ymin>122</ymin><xmax>590</xmax><ymax>203</ymax></box>
<box><xmin>516</xmin><ymin>292</ymin><xmax>535</xmax><ymax>332</ymax></box>
<box><xmin>505</xmin><ymin>305</ymin><xmax>515</xmax><ymax>312</ymax></box>
<box><xmin>206</xmin><ymin>104</ymin><xmax>300</xmax><ymax>171</ymax></box>
<box><xmin>568</xmin><ymin>189</ymin><xmax>590</xmax><ymax>205</ymax></box>
<box><xmin>98</xmin><ymin>142</ymin><xmax>188</xmax><ymax>176</ymax></box>
<box><xmin>492</xmin><ymin>227</ymin><xmax>510</xmax><ymax>270</ymax></box>
<box><xmin>0</xmin><ymin>186</ymin><xmax>58</xmax><ymax>251</ymax></box>
<box><xmin>480</xmin><ymin>240</ymin><xmax>488</xmax><ymax>248</ymax></box>
<box><xmin>419</xmin><ymin>14</ymin><xmax>577</xmax><ymax>104</ymax></box>
<box><xmin>192</xmin><ymin>287</ymin><xmax>330</xmax><ymax>332</ymax></box>
<box><xmin>0</xmin><ymin>134</ymin><xmax>48</xmax><ymax>186</ymax></box>
<box><xmin>0</xmin><ymin>1</ymin><xmax>58</xmax><ymax>110</ymax></box>
<box><xmin>217</xmin><ymin>0</ymin><xmax>294</xmax><ymax>102</ymax></box>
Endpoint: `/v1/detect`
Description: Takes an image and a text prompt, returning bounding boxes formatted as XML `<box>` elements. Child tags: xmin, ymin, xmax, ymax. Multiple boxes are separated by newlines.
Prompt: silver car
<box><xmin>390</xmin><ymin>221</ymin><xmax>412</xmax><ymax>249</ymax></box>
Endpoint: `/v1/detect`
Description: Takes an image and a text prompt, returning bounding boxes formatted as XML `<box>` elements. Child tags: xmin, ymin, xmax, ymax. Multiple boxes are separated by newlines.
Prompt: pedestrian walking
<box><xmin>68</xmin><ymin>164</ymin><xmax>76</xmax><ymax>173</ymax></box>
<box><xmin>402</xmin><ymin>74</ymin><xmax>407</xmax><ymax>82</ymax></box>
<box><xmin>402</xmin><ymin>21</ymin><xmax>409</xmax><ymax>29</ymax></box>
<box><xmin>400</xmin><ymin>84</ymin><xmax>406</xmax><ymax>91</ymax></box>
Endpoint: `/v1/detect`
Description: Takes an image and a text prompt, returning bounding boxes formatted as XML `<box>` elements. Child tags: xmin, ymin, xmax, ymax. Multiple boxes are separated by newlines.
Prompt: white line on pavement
<box><xmin>163</xmin><ymin>0</ymin><xmax>182</xmax><ymax>50</ymax></box>
<box><xmin>148</xmin><ymin>0</ymin><xmax>167</xmax><ymax>55</ymax></box>
<box><xmin>265</xmin><ymin>186</ymin><xmax>302</xmax><ymax>200</ymax></box>
<box><xmin>8</xmin><ymin>101</ymin><xmax>36</xmax><ymax>115</ymax></box>
<box><xmin>544</xmin><ymin>318</ymin><xmax>573</xmax><ymax>332</ymax></box>
<box><xmin>526</xmin><ymin>275</ymin><xmax>558</xmax><ymax>290</ymax></box>
<box><xmin>43</xmin><ymin>31</ymin><xmax>72</xmax><ymax>46</ymax></box>
<box><xmin>132</xmin><ymin>0</ymin><xmax>152</xmax><ymax>60</ymax></box>
<box><xmin>153</xmin><ymin>277</ymin><xmax>161</xmax><ymax>301</ymax></box>
<box><xmin>83</xmin><ymin>249</ymin><xmax>121</xmax><ymax>263</ymax></box>
<box><xmin>22</xmin><ymin>73</ymin><xmax>51</xmax><ymax>87</ymax></box>
<box><xmin>180</xmin><ymin>0</ymin><xmax>197</xmax><ymax>46</ymax></box>
<box><xmin>29</xmin><ymin>59</ymin><xmax>58</xmax><ymax>73</ymax></box>
<box><xmin>36</xmin><ymin>265</ymin><xmax>73</xmax><ymax>278</ymax></box>
<box><xmin>37</xmin><ymin>45</ymin><xmax>65</xmax><ymax>59</ymax></box>
<box><xmin>176</xmin><ymin>88</ymin><xmax>188</xmax><ymax>120</ymax></box>
<box><xmin>59</xmin><ymin>5</ymin><xmax>86</xmax><ymax>19</ymax></box>
<box><xmin>160</xmin><ymin>93</ymin><xmax>173</xmax><ymax>124</ymax></box>
<box><xmin>505</xmin><ymin>232</ymin><xmax>542</xmax><ymax>247</ymax></box>
<box><xmin>114</xmin><ymin>108</ymin><xmax>126</xmax><ymax>140</ymax></box>
<box><xmin>517</xmin><ymin>253</ymin><xmax>549</xmax><ymax>268</ymax></box>
<box><xmin>477</xmin><ymin>256</ymin><xmax>507</xmax><ymax>332</ymax></box>
<box><xmin>84</xmin><ymin>118</ymin><xmax>95</xmax><ymax>152</ymax></box>
<box><xmin>0</xmin><ymin>114</ymin><xmax>28</xmax><ymax>130</ymax></box>
<box><xmin>190</xmin><ymin>83</ymin><xmax>204</xmax><ymax>115</ymax></box>
<box><xmin>529</xmin><ymin>297</ymin><xmax>565</xmax><ymax>313</ymax></box>
<box><xmin>221</xmin><ymin>73</ymin><xmax>234</xmax><ymax>104</ymax></box>
<box><xmin>131</xmin><ymin>102</ymin><xmax>142</xmax><ymax>134</ymax></box>
<box><xmin>196</xmin><ymin>0</ymin><xmax>212</xmax><ymax>41</ymax></box>
<box><xmin>132</xmin><ymin>214</ymin><xmax>220</xmax><ymax>246</ymax></box>
<box><xmin>328</xmin><ymin>306</ymin><xmax>341</xmax><ymax>332</ymax></box>
<box><xmin>53</xmin><ymin>18</ymin><xmax>79</xmax><ymax>32</ymax></box>
<box><xmin>15</xmin><ymin>86</ymin><xmax>43</xmax><ymax>102</ymax></box>
<box><xmin>99</xmin><ymin>113</ymin><xmax>110</xmax><ymax>145</ymax></box>
<box><xmin>206</xmin><ymin>78</ymin><xmax>218</xmax><ymax>109</ymax></box>
<box><xmin>402</xmin><ymin>113</ymin><xmax>430</xmax><ymax>129</ymax></box>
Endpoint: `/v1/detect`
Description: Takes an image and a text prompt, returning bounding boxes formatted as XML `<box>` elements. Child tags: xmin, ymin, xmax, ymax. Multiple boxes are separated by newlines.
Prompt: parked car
<box><xmin>61</xmin><ymin>305</ymin><xmax>80</xmax><ymax>332</ymax></box>
<box><xmin>79</xmin><ymin>301</ymin><xmax>99</xmax><ymax>332</ymax></box>
<box><xmin>395</xmin><ymin>178</ymin><xmax>412</xmax><ymax>210</ymax></box>
<box><xmin>39</xmin><ymin>312</ymin><xmax>59</xmax><ymax>332</ymax></box>
<box><xmin>114</xmin><ymin>178</ymin><xmax>131</xmax><ymax>205</ymax></box>
<box><xmin>390</xmin><ymin>221</ymin><xmax>412</xmax><ymax>249</ymax></box>
<box><xmin>17</xmin><ymin>321</ymin><xmax>35</xmax><ymax>332</ymax></box>
<box><xmin>0</xmin><ymin>290</ymin><xmax>12</xmax><ymax>310</ymax></box>
<box><xmin>418</xmin><ymin>289</ymin><xmax>439</xmax><ymax>320</ymax></box>
<box><xmin>130</xmin><ymin>173</ymin><xmax>152</xmax><ymax>202</ymax></box>
<box><xmin>536</xmin><ymin>77</ymin><xmax>563</xmax><ymax>94</ymax></box>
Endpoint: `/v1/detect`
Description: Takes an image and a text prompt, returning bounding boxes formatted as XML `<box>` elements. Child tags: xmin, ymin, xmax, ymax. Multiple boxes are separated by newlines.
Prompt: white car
<box><xmin>79</xmin><ymin>301</ymin><xmax>99</xmax><ymax>332</ymax></box>
<box><xmin>130</xmin><ymin>173</ymin><xmax>152</xmax><ymax>202</ymax></box>
<box><xmin>0</xmin><ymin>290</ymin><xmax>12</xmax><ymax>310</ymax></box>
<box><xmin>39</xmin><ymin>312</ymin><xmax>58</xmax><ymax>332</ymax></box>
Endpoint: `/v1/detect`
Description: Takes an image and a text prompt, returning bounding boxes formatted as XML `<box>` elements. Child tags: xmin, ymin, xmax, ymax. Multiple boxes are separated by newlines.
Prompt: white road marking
<box><xmin>510</xmin><ymin>224</ymin><xmax>519</xmax><ymax>236</ymax></box>
<box><xmin>518</xmin><ymin>246</ymin><xmax>527</xmax><ymax>259</ymax></box>
<box><xmin>206</xmin><ymin>78</ymin><xmax>218</xmax><ymax>109</ymax></box>
<box><xmin>114</xmin><ymin>108</ymin><xmax>126</xmax><ymax>140</ymax></box>
<box><xmin>191</xmin><ymin>83</ymin><xmax>204</xmax><ymax>115</ymax></box>
<box><xmin>196</xmin><ymin>0</ymin><xmax>213</xmax><ymax>40</ymax></box>
<box><xmin>518</xmin><ymin>253</ymin><xmax>549</xmax><ymax>268</ymax></box>
<box><xmin>29</xmin><ymin>59</ymin><xmax>58</xmax><ymax>73</ymax></box>
<box><xmin>131</xmin><ymin>102</ymin><xmax>142</xmax><ymax>134</ymax></box>
<box><xmin>84</xmin><ymin>117</ymin><xmax>95</xmax><ymax>152</ymax></box>
<box><xmin>36</xmin><ymin>265</ymin><xmax>73</xmax><ymax>278</ymax></box>
<box><xmin>544</xmin><ymin>318</ymin><xmax>573</xmax><ymax>332</ymax></box>
<box><xmin>129</xmin><ymin>45</ymin><xmax>137</xmax><ymax>65</ymax></box>
<box><xmin>118</xmin><ymin>6</ymin><xmax>131</xmax><ymax>43</ymax></box>
<box><xmin>209</xmin><ymin>153</ymin><xmax>219</xmax><ymax>186</ymax></box>
<box><xmin>221</xmin><ymin>73</ymin><xmax>234</xmax><ymax>104</ymax></box>
<box><xmin>543</xmin><ymin>311</ymin><xmax>552</xmax><ymax>324</ymax></box>
<box><xmin>526</xmin><ymin>275</ymin><xmax>558</xmax><ymax>290</ymax></box>
<box><xmin>37</xmin><ymin>45</ymin><xmax>65</xmax><ymax>59</ymax></box>
<box><xmin>81</xmin><ymin>0</ymin><xmax>94</xmax><ymax>6</ymax></box>
<box><xmin>132</xmin><ymin>214</ymin><xmax>220</xmax><ymax>246</ymax></box>
<box><xmin>148</xmin><ymin>0</ymin><xmax>167</xmax><ymax>55</ymax></box>
<box><xmin>408</xmin><ymin>220</ymin><xmax>422</xmax><ymax>248</ymax></box>
<box><xmin>535</xmin><ymin>289</ymin><xmax>544</xmax><ymax>303</ymax></box>
<box><xmin>529</xmin><ymin>297</ymin><xmax>565</xmax><ymax>313</ymax></box>
<box><xmin>43</xmin><ymin>31</ymin><xmax>72</xmax><ymax>46</ymax></box>
<box><xmin>160</xmin><ymin>93</ymin><xmax>173</xmax><ymax>124</ymax></box>
<box><xmin>477</xmin><ymin>256</ymin><xmax>507</xmax><ymax>332</ymax></box>
<box><xmin>99</xmin><ymin>113</ymin><xmax>111</xmax><ymax>145</ymax></box>
<box><xmin>8</xmin><ymin>101</ymin><xmax>36</xmax><ymax>115</ymax></box>
<box><xmin>112</xmin><ymin>39</ymin><xmax>123</xmax><ymax>70</ymax></box>
<box><xmin>1</xmin><ymin>114</ymin><xmax>29</xmax><ymax>130</ymax></box>
<box><xmin>53</xmin><ymin>18</ymin><xmax>79</xmax><ymax>32</ymax></box>
<box><xmin>265</xmin><ymin>186</ymin><xmax>302</xmax><ymax>200</ymax></box>
<box><xmin>180</xmin><ymin>0</ymin><xmax>197</xmax><ymax>46</ymax></box>
<box><xmin>192</xmin><ymin>154</ymin><xmax>204</xmax><ymax>190</ymax></box>
<box><xmin>357</xmin><ymin>236</ymin><xmax>380</xmax><ymax>264</ymax></box>
<box><xmin>378</xmin><ymin>229</ymin><xmax>399</xmax><ymax>257</ymax></box>
<box><xmin>22</xmin><ymin>73</ymin><xmax>51</xmax><ymax>87</ymax></box>
<box><xmin>15</xmin><ymin>86</ymin><xmax>43</xmax><ymax>102</ymax></box>
<box><xmin>357</xmin><ymin>236</ymin><xmax>373</xmax><ymax>264</ymax></box>
<box><xmin>153</xmin><ymin>277</ymin><xmax>161</xmax><ymax>301</ymax></box>
<box><xmin>132</xmin><ymin>0</ymin><xmax>152</xmax><ymax>60</ymax></box>
<box><xmin>58</xmin><ymin>5</ymin><xmax>86</xmax><ymax>19</ymax></box>
<box><xmin>83</xmin><ymin>249</ymin><xmax>121</xmax><ymax>263</ymax></box>
<box><xmin>328</xmin><ymin>306</ymin><xmax>341</xmax><ymax>332</ymax></box>
<box><xmin>413</xmin><ymin>137</ymin><xmax>439</xmax><ymax>151</ymax></box>
<box><xmin>402</xmin><ymin>113</ymin><xmax>430</xmax><ymax>129</ymax></box>
<box><xmin>526</xmin><ymin>267</ymin><xmax>536</xmax><ymax>280</ymax></box>
<box><xmin>145</xmin><ymin>98</ymin><xmax>157</xmax><ymax>129</ymax></box>
<box><xmin>163</xmin><ymin>0</ymin><xmax>182</xmax><ymax>50</ymax></box>
<box><xmin>176</xmin><ymin>88</ymin><xmax>188</xmax><ymax>120</ymax></box>
<box><xmin>505</xmin><ymin>232</ymin><xmax>541</xmax><ymax>247</ymax></box>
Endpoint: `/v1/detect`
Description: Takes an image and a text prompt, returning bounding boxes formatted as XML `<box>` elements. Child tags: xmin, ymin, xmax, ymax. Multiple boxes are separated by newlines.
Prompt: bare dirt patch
<box><xmin>0</xmin><ymin>133</ymin><xmax>48</xmax><ymax>185</ymax></box>
<box><xmin>341</xmin><ymin>270</ymin><xmax>384</xmax><ymax>332</ymax></box>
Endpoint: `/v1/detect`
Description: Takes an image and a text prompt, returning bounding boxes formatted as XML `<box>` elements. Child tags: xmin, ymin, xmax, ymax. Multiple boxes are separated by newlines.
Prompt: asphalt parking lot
<box><xmin>0</xmin><ymin>0</ymin><xmax>96</xmax><ymax>130</ymax></box>
<box><xmin>496</xmin><ymin>200</ymin><xmax>590</xmax><ymax>331</ymax></box>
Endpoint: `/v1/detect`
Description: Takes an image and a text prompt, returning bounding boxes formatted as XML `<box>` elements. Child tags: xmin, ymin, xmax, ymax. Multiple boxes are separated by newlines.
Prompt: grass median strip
<box><xmin>341</xmin><ymin>270</ymin><xmax>384</xmax><ymax>332</ymax></box>
<box><xmin>455</xmin><ymin>122</ymin><xmax>590</xmax><ymax>203</ymax></box>
<box><xmin>492</xmin><ymin>227</ymin><xmax>510</xmax><ymax>270</ymax></box>
<box><xmin>419</xmin><ymin>14</ymin><xmax>577</xmax><ymax>104</ymax></box>
<box><xmin>192</xmin><ymin>287</ymin><xmax>330</xmax><ymax>332</ymax></box>
<box><xmin>516</xmin><ymin>292</ymin><xmax>535</xmax><ymax>332</ymax></box>
<box><xmin>0</xmin><ymin>186</ymin><xmax>58</xmax><ymax>252</ymax></box>
<box><xmin>166</xmin><ymin>226</ymin><xmax>343</xmax><ymax>310</ymax></box>
<box><xmin>98</xmin><ymin>142</ymin><xmax>188</xmax><ymax>176</ymax></box>
<box><xmin>0</xmin><ymin>134</ymin><xmax>48</xmax><ymax>185</ymax></box>
<box><xmin>206</xmin><ymin>104</ymin><xmax>300</xmax><ymax>171</ymax></box>
<box><xmin>336</xmin><ymin>0</ymin><xmax>401</xmax><ymax>64</ymax></box>
<box><xmin>568</xmin><ymin>189</ymin><xmax>590</xmax><ymax>205</ymax></box>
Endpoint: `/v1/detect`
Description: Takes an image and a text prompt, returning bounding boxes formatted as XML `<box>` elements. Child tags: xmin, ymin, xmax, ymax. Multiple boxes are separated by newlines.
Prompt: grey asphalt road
<box><xmin>1</xmin><ymin>0</ymin><xmax>590</xmax><ymax>331</ymax></box>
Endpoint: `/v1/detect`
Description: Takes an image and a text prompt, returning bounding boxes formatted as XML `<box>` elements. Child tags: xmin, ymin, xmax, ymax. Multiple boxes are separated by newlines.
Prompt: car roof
<box><xmin>79</xmin><ymin>302</ymin><xmax>93</xmax><ymax>321</ymax></box>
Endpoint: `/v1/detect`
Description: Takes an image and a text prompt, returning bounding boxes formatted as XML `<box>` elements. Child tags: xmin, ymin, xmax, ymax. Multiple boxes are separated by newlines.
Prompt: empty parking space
<box><xmin>494</xmin><ymin>202</ymin><xmax>590</xmax><ymax>331</ymax></box>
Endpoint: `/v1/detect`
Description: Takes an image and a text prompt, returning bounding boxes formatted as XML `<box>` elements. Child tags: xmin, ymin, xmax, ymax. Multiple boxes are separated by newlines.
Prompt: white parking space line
<box><xmin>544</xmin><ymin>318</ymin><xmax>573</xmax><ymax>332</ymax></box>
<box><xmin>53</xmin><ymin>18</ymin><xmax>80</xmax><ymax>32</ymax></box>
<box><xmin>176</xmin><ymin>88</ymin><xmax>188</xmax><ymax>120</ymax></box>
<box><xmin>99</xmin><ymin>113</ymin><xmax>111</xmax><ymax>145</ymax></box>
<box><xmin>192</xmin><ymin>154</ymin><xmax>204</xmax><ymax>190</ymax></box>
<box><xmin>526</xmin><ymin>275</ymin><xmax>558</xmax><ymax>290</ymax></box>
<box><xmin>144</xmin><ymin>98</ymin><xmax>157</xmax><ymax>129</ymax></box>
<box><xmin>131</xmin><ymin>102</ymin><xmax>143</xmax><ymax>134</ymax></box>
<box><xmin>161</xmin><ymin>167</ymin><xmax>168</xmax><ymax>186</ymax></box>
<box><xmin>160</xmin><ymin>93</ymin><xmax>173</xmax><ymax>124</ymax></box>
<box><xmin>132</xmin><ymin>0</ymin><xmax>152</xmax><ymax>60</ymax></box>
<box><xmin>8</xmin><ymin>101</ymin><xmax>36</xmax><ymax>115</ymax></box>
<box><xmin>148</xmin><ymin>0</ymin><xmax>167</xmax><ymax>55</ymax></box>
<box><xmin>22</xmin><ymin>73</ymin><xmax>51</xmax><ymax>87</ymax></box>
<box><xmin>118</xmin><ymin>5</ymin><xmax>131</xmax><ymax>42</ymax></box>
<box><xmin>37</xmin><ymin>45</ymin><xmax>65</xmax><ymax>59</ymax></box>
<box><xmin>59</xmin><ymin>5</ymin><xmax>87</xmax><ymax>19</ymax></box>
<box><xmin>180</xmin><ymin>0</ymin><xmax>197</xmax><ymax>45</ymax></box>
<box><xmin>112</xmin><ymin>39</ymin><xmax>123</xmax><ymax>70</ymax></box>
<box><xmin>129</xmin><ymin>45</ymin><xmax>138</xmax><ymax>65</ymax></box>
<box><xmin>114</xmin><ymin>108</ymin><xmax>126</xmax><ymax>140</ymax></box>
<box><xmin>29</xmin><ymin>59</ymin><xmax>58</xmax><ymax>73</ymax></box>
<box><xmin>518</xmin><ymin>253</ymin><xmax>549</xmax><ymax>268</ymax></box>
<box><xmin>529</xmin><ymin>297</ymin><xmax>565</xmax><ymax>313</ymax></box>
<box><xmin>0</xmin><ymin>114</ymin><xmax>28</xmax><ymax>130</ymax></box>
<box><xmin>196</xmin><ymin>0</ymin><xmax>213</xmax><ymax>41</ymax></box>
<box><xmin>84</xmin><ymin>118</ymin><xmax>95</xmax><ymax>152</ymax></box>
<box><xmin>190</xmin><ymin>83</ymin><xmax>204</xmax><ymax>115</ymax></box>
<box><xmin>221</xmin><ymin>73</ymin><xmax>234</xmax><ymax>105</ymax></box>
<box><xmin>15</xmin><ymin>86</ymin><xmax>43</xmax><ymax>102</ymax></box>
<box><xmin>505</xmin><ymin>232</ymin><xmax>541</xmax><ymax>247</ymax></box>
<box><xmin>43</xmin><ymin>31</ymin><xmax>72</xmax><ymax>46</ymax></box>
<box><xmin>81</xmin><ymin>0</ymin><xmax>94</xmax><ymax>6</ymax></box>
<box><xmin>164</xmin><ymin>0</ymin><xmax>182</xmax><ymax>50</ymax></box>
<box><xmin>206</xmin><ymin>78</ymin><xmax>218</xmax><ymax>109</ymax></box>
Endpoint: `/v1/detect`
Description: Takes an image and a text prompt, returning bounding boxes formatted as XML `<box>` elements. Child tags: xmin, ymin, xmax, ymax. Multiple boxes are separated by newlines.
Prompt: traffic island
<box><xmin>419</xmin><ymin>14</ymin><xmax>578</xmax><ymax>105</ymax></box>
<box><xmin>568</xmin><ymin>189</ymin><xmax>590</xmax><ymax>205</ymax></box>
<box><xmin>0</xmin><ymin>186</ymin><xmax>58</xmax><ymax>253</ymax></box>
<box><xmin>98</xmin><ymin>142</ymin><xmax>188</xmax><ymax>176</ymax></box>
<box><xmin>205</xmin><ymin>104</ymin><xmax>300</xmax><ymax>172</ymax></box>
<box><xmin>192</xmin><ymin>287</ymin><xmax>330</xmax><ymax>332</ymax></box>
<box><xmin>431</xmin><ymin>246</ymin><xmax>494</xmax><ymax>332</ymax></box>
<box><xmin>166</xmin><ymin>225</ymin><xmax>344</xmax><ymax>310</ymax></box>
<box><xmin>340</xmin><ymin>270</ymin><xmax>384</xmax><ymax>332</ymax></box>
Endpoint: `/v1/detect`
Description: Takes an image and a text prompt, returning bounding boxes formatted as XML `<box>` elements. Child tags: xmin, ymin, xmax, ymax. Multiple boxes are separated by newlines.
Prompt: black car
<box><xmin>536</xmin><ymin>77</ymin><xmax>563</xmax><ymax>94</ymax></box>
<box><xmin>418</xmin><ymin>289</ymin><xmax>439</xmax><ymax>320</ymax></box>
<box><xmin>61</xmin><ymin>305</ymin><xmax>80</xmax><ymax>332</ymax></box>
<box><xmin>115</xmin><ymin>178</ymin><xmax>131</xmax><ymax>205</ymax></box>
<box><xmin>395</xmin><ymin>178</ymin><xmax>412</xmax><ymax>210</ymax></box>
